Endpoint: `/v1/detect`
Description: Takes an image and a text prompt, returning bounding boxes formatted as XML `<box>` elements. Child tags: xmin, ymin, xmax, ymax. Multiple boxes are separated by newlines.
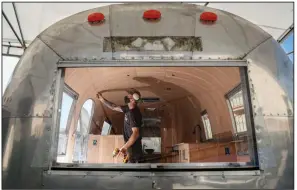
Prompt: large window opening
<box><xmin>52</xmin><ymin>66</ymin><xmax>257</xmax><ymax>169</ymax></box>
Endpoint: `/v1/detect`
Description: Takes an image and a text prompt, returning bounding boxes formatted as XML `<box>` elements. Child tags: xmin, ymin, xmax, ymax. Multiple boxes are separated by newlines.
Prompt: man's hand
<box><xmin>97</xmin><ymin>92</ymin><xmax>123</xmax><ymax>112</ymax></box>
<box><xmin>117</xmin><ymin>146</ymin><xmax>127</xmax><ymax>158</ymax></box>
<box><xmin>96</xmin><ymin>92</ymin><xmax>104</xmax><ymax>102</ymax></box>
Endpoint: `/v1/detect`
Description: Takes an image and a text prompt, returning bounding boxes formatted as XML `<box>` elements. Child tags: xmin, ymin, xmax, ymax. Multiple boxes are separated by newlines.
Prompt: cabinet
<box><xmin>172</xmin><ymin>141</ymin><xmax>248</xmax><ymax>163</ymax></box>
<box><xmin>87</xmin><ymin>135</ymin><xmax>125</xmax><ymax>163</ymax></box>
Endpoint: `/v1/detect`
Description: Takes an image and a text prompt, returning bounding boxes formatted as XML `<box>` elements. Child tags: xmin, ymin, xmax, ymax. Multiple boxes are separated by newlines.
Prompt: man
<box><xmin>97</xmin><ymin>89</ymin><xmax>143</xmax><ymax>163</ymax></box>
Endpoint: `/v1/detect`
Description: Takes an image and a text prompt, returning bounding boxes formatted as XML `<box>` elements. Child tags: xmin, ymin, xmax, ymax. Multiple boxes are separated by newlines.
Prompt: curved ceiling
<box><xmin>64</xmin><ymin>67</ymin><xmax>240</xmax><ymax>118</ymax></box>
<box><xmin>64</xmin><ymin>67</ymin><xmax>241</xmax><ymax>139</ymax></box>
<box><xmin>2</xmin><ymin>2</ymin><xmax>293</xmax><ymax>48</ymax></box>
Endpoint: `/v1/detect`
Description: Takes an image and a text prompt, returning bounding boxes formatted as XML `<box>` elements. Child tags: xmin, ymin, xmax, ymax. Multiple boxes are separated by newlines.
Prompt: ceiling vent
<box><xmin>141</xmin><ymin>97</ymin><xmax>160</xmax><ymax>103</ymax></box>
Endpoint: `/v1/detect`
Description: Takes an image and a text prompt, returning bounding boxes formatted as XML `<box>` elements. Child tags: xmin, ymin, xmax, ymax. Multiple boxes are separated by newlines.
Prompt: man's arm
<box><xmin>122</xmin><ymin>127</ymin><xmax>139</xmax><ymax>150</ymax></box>
<box><xmin>97</xmin><ymin>93</ymin><xmax>123</xmax><ymax>112</ymax></box>
<box><xmin>122</xmin><ymin>114</ymin><xmax>140</xmax><ymax>150</ymax></box>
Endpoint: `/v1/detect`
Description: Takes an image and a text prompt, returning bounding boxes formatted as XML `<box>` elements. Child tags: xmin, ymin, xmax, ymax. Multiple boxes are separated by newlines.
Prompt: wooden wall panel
<box><xmin>87</xmin><ymin>135</ymin><xmax>125</xmax><ymax>164</ymax></box>
<box><xmin>87</xmin><ymin>135</ymin><xmax>100</xmax><ymax>163</ymax></box>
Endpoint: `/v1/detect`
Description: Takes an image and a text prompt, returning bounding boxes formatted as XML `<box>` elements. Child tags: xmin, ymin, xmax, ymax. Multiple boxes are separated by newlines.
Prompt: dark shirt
<box><xmin>120</xmin><ymin>105</ymin><xmax>143</xmax><ymax>161</ymax></box>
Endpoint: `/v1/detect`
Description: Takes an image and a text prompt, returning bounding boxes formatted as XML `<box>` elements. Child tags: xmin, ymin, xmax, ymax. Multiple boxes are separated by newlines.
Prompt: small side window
<box><xmin>201</xmin><ymin>110</ymin><xmax>213</xmax><ymax>140</ymax></box>
<box><xmin>73</xmin><ymin>99</ymin><xmax>95</xmax><ymax>163</ymax></box>
<box><xmin>226</xmin><ymin>84</ymin><xmax>247</xmax><ymax>134</ymax></box>
<box><xmin>56</xmin><ymin>84</ymin><xmax>78</xmax><ymax>163</ymax></box>
<box><xmin>101</xmin><ymin>120</ymin><xmax>112</xmax><ymax>136</ymax></box>
<box><xmin>57</xmin><ymin>92</ymin><xmax>74</xmax><ymax>155</ymax></box>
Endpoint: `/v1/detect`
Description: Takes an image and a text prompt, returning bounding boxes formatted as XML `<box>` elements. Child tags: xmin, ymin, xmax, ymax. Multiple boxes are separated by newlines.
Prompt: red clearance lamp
<box><xmin>88</xmin><ymin>12</ymin><xmax>105</xmax><ymax>24</ymax></box>
<box><xmin>200</xmin><ymin>12</ymin><xmax>217</xmax><ymax>23</ymax></box>
<box><xmin>143</xmin><ymin>10</ymin><xmax>161</xmax><ymax>21</ymax></box>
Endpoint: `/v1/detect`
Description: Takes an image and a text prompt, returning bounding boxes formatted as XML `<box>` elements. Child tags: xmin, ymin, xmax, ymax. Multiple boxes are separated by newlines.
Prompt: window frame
<box><xmin>225</xmin><ymin>84</ymin><xmax>248</xmax><ymax>136</ymax></box>
<box><xmin>57</xmin><ymin>84</ymin><xmax>79</xmax><ymax>157</ymax></box>
<box><xmin>50</xmin><ymin>61</ymin><xmax>259</xmax><ymax>171</ymax></box>
<box><xmin>101</xmin><ymin>120</ymin><xmax>112</xmax><ymax>136</ymax></box>
<box><xmin>278</xmin><ymin>27</ymin><xmax>294</xmax><ymax>61</ymax></box>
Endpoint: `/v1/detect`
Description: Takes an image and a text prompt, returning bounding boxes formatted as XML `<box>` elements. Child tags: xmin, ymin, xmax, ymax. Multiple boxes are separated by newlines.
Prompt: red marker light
<box><xmin>143</xmin><ymin>10</ymin><xmax>161</xmax><ymax>20</ymax></box>
<box><xmin>200</xmin><ymin>12</ymin><xmax>217</xmax><ymax>22</ymax></box>
<box><xmin>88</xmin><ymin>12</ymin><xmax>105</xmax><ymax>23</ymax></box>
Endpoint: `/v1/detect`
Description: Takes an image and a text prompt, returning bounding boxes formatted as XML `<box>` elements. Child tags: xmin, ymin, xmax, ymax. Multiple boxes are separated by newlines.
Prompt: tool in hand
<box><xmin>112</xmin><ymin>148</ymin><xmax>129</xmax><ymax>163</ymax></box>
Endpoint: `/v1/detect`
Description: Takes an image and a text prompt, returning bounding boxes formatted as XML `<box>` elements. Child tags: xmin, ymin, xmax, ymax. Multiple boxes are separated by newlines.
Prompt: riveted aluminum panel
<box><xmin>2</xmin><ymin>38</ymin><xmax>60</xmax><ymax>117</ymax></box>
<box><xmin>193</xmin><ymin>6</ymin><xmax>271</xmax><ymax>59</ymax></box>
<box><xmin>43</xmin><ymin>170</ymin><xmax>264</xmax><ymax>189</ymax></box>
<box><xmin>39</xmin><ymin>6</ymin><xmax>112</xmax><ymax>61</ymax></box>
<box><xmin>2</xmin><ymin>118</ymin><xmax>51</xmax><ymax>188</ymax></box>
<box><xmin>246</xmin><ymin>38</ymin><xmax>293</xmax><ymax>116</ymax></box>
<box><xmin>261</xmin><ymin>117</ymin><xmax>293</xmax><ymax>182</ymax></box>
<box><xmin>246</xmin><ymin>38</ymin><xmax>294</xmax><ymax>110</ymax></box>
<box><xmin>110</xmin><ymin>3</ymin><xmax>196</xmax><ymax>37</ymax></box>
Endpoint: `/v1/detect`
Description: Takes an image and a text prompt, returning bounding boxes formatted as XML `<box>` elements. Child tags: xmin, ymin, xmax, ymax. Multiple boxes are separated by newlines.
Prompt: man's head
<box><xmin>125</xmin><ymin>88</ymin><xmax>141</xmax><ymax>107</ymax></box>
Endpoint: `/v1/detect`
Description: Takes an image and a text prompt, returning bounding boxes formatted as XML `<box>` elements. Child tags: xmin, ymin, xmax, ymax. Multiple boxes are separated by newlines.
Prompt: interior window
<box><xmin>226</xmin><ymin>85</ymin><xmax>247</xmax><ymax>134</ymax></box>
<box><xmin>57</xmin><ymin>92</ymin><xmax>74</xmax><ymax>156</ymax></box>
<box><xmin>101</xmin><ymin>120</ymin><xmax>112</xmax><ymax>135</ymax></box>
<box><xmin>201</xmin><ymin>111</ymin><xmax>213</xmax><ymax>140</ymax></box>
<box><xmin>73</xmin><ymin>99</ymin><xmax>95</xmax><ymax>163</ymax></box>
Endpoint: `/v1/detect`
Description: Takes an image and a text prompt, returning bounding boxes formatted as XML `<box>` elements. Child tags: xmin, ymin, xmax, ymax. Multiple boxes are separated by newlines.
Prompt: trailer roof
<box><xmin>2</xmin><ymin>2</ymin><xmax>293</xmax><ymax>47</ymax></box>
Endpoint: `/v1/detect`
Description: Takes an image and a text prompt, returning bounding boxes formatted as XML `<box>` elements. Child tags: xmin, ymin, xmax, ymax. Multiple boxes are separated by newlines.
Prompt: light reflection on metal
<box><xmin>2</xmin><ymin>124</ymin><xmax>15</xmax><ymax>171</ymax></box>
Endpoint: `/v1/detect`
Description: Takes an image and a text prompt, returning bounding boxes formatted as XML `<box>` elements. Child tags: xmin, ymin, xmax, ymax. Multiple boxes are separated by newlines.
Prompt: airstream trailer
<box><xmin>2</xmin><ymin>3</ymin><xmax>293</xmax><ymax>189</ymax></box>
